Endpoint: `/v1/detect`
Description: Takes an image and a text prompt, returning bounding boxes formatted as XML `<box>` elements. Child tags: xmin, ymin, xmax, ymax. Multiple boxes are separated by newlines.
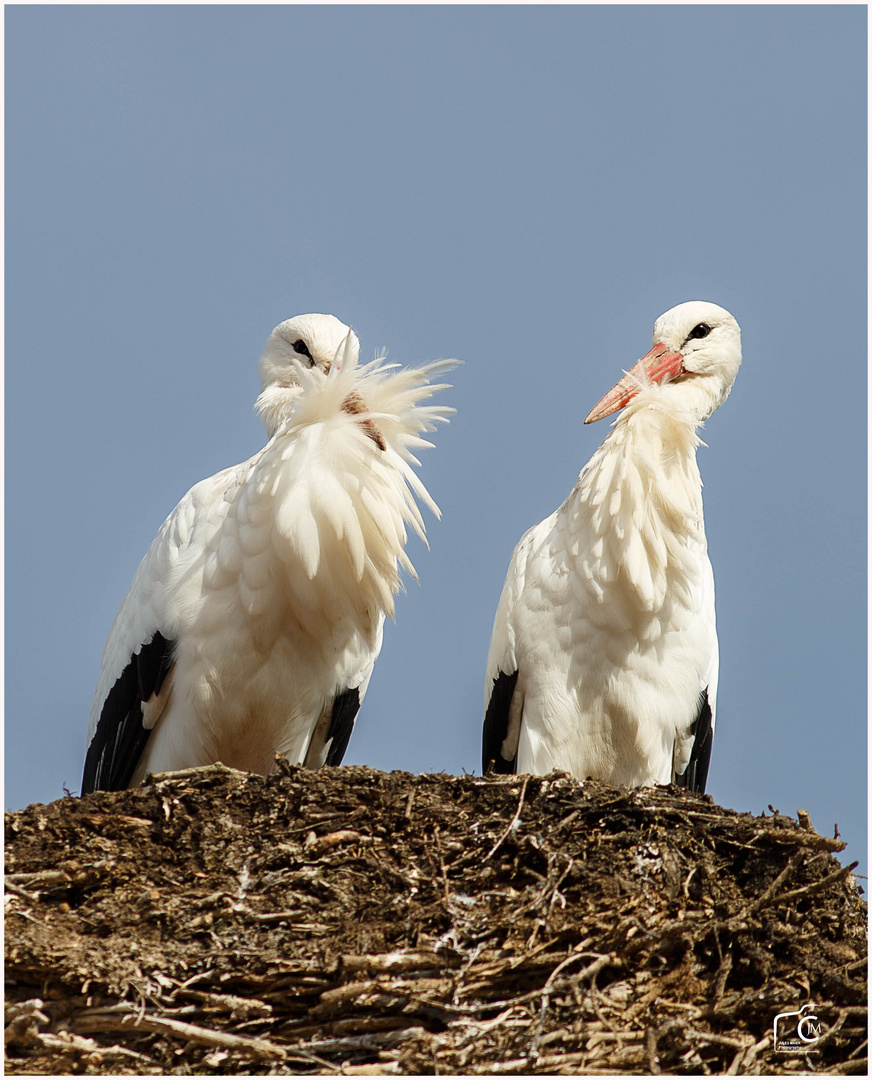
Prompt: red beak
<box><xmin>584</xmin><ymin>342</ymin><xmax>685</xmax><ymax>424</ymax></box>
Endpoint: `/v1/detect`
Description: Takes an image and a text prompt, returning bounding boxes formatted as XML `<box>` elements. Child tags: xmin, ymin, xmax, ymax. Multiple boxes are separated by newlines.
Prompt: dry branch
<box><xmin>70</xmin><ymin>1011</ymin><xmax>284</xmax><ymax>1059</ymax></box>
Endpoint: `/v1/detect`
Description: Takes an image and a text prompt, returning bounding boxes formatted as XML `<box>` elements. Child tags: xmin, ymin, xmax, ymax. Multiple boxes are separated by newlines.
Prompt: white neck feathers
<box><xmin>565</xmin><ymin>392</ymin><xmax>707</xmax><ymax>619</ymax></box>
<box><xmin>247</xmin><ymin>349</ymin><xmax>456</xmax><ymax>639</ymax></box>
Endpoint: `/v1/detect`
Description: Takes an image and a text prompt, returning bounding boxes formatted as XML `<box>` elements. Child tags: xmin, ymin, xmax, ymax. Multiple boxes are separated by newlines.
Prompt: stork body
<box><xmin>483</xmin><ymin>301</ymin><xmax>741</xmax><ymax>792</ymax></box>
<box><xmin>84</xmin><ymin>314</ymin><xmax>455</xmax><ymax>793</ymax></box>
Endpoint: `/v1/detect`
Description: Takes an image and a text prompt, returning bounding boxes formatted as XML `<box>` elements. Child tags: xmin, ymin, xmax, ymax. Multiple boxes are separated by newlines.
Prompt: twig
<box><xmin>340</xmin><ymin>950</ymin><xmax>452</xmax><ymax>976</ymax></box>
<box><xmin>482</xmin><ymin>1052</ymin><xmax>617</xmax><ymax>1073</ymax></box>
<box><xmin>530</xmin><ymin>950</ymin><xmax>607</xmax><ymax>1060</ymax></box>
<box><xmin>6</xmin><ymin>870</ymin><xmax>71</xmax><ymax>887</ymax></box>
<box><xmin>682</xmin><ymin>1027</ymin><xmax>755</xmax><ymax>1050</ymax></box>
<box><xmin>71</xmin><ymin>1010</ymin><xmax>285</xmax><ymax>1059</ymax></box>
<box><xmin>646</xmin><ymin>1024</ymin><xmax>661</xmax><ymax>1074</ymax></box>
<box><xmin>340</xmin><ymin>1064</ymin><xmax>401</xmax><ymax>1075</ymax></box>
<box><xmin>291</xmin><ymin>1026</ymin><xmax>425</xmax><ymax>1055</ymax></box>
<box><xmin>36</xmin><ymin>1031</ymin><xmax>161</xmax><ymax>1066</ymax></box>
<box><xmin>764</xmin><ymin>861</ymin><xmax>859</xmax><ymax>908</ymax></box>
<box><xmin>744</xmin><ymin>851</ymin><xmax>805</xmax><ymax>915</ymax></box>
<box><xmin>820</xmin><ymin>1058</ymin><xmax>868</xmax><ymax>1076</ymax></box>
<box><xmin>485</xmin><ymin>776</ymin><xmax>529</xmax><ymax>860</ymax></box>
<box><xmin>711</xmin><ymin>933</ymin><xmax>733</xmax><ymax>1005</ymax></box>
<box><xmin>175</xmin><ymin>988</ymin><xmax>273</xmax><ymax>1018</ymax></box>
<box><xmin>145</xmin><ymin>762</ymin><xmax>251</xmax><ymax>785</ymax></box>
<box><xmin>5</xmin><ymin>880</ymin><xmax>41</xmax><ymax>902</ymax></box>
<box><xmin>753</xmin><ymin>828</ymin><xmax>846</xmax><ymax>853</ymax></box>
<box><xmin>305</xmin><ymin>829</ymin><xmax>367</xmax><ymax>855</ymax></box>
<box><xmin>5</xmin><ymin>1000</ymin><xmax>50</xmax><ymax>1046</ymax></box>
<box><xmin>432</xmin><ymin>826</ymin><xmax>451</xmax><ymax>902</ymax></box>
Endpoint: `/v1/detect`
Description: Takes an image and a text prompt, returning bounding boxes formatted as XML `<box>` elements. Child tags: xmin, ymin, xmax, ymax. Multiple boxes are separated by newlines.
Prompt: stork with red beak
<box><xmin>483</xmin><ymin>301</ymin><xmax>742</xmax><ymax>792</ymax></box>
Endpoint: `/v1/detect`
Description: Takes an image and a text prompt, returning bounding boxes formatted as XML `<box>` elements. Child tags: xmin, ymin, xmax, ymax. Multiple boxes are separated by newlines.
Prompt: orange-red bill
<box><xmin>584</xmin><ymin>343</ymin><xmax>685</xmax><ymax>424</ymax></box>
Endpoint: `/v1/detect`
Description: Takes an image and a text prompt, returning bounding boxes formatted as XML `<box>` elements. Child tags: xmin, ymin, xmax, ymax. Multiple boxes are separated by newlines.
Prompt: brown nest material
<box><xmin>5</xmin><ymin>765</ymin><xmax>867</xmax><ymax>1075</ymax></box>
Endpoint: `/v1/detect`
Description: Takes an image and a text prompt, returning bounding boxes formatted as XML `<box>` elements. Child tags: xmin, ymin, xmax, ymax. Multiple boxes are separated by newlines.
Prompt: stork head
<box><xmin>258</xmin><ymin>313</ymin><xmax>353</xmax><ymax>387</ymax></box>
<box><xmin>257</xmin><ymin>313</ymin><xmax>357</xmax><ymax>435</ymax></box>
<box><xmin>585</xmin><ymin>301</ymin><xmax>742</xmax><ymax>425</ymax></box>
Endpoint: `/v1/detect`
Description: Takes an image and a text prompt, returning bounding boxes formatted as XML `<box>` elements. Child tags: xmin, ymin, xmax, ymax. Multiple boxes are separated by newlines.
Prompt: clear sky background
<box><xmin>6</xmin><ymin>6</ymin><xmax>867</xmax><ymax>879</ymax></box>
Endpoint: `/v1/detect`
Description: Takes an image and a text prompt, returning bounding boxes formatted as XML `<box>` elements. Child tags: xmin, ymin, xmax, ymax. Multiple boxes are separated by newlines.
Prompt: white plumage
<box><xmin>84</xmin><ymin>314</ymin><xmax>455</xmax><ymax>792</ymax></box>
<box><xmin>483</xmin><ymin>301</ymin><xmax>741</xmax><ymax>792</ymax></box>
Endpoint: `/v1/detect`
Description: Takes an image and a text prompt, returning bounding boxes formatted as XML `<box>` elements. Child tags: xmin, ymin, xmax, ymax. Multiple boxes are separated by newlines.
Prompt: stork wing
<box><xmin>673</xmin><ymin>560</ymin><xmax>718</xmax><ymax>794</ymax></box>
<box><xmin>303</xmin><ymin>687</ymin><xmax>362</xmax><ymax>768</ymax></box>
<box><xmin>324</xmin><ymin>688</ymin><xmax>361</xmax><ymax>766</ymax></box>
<box><xmin>673</xmin><ymin>688</ymin><xmax>714</xmax><ymax>794</ymax></box>
<box><xmin>482</xmin><ymin>529</ymin><xmax>537</xmax><ymax>775</ymax></box>
<box><xmin>83</xmin><ymin>469</ymin><xmax>235</xmax><ymax>795</ymax></box>
<box><xmin>301</xmin><ymin>618</ymin><xmax>383</xmax><ymax>769</ymax></box>
<box><xmin>483</xmin><ymin>670</ymin><xmax>520</xmax><ymax>774</ymax></box>
<box><xmin>82</xmin><ymin>632</ymin><xmax>174</xmax><ymax>793</ymax></box>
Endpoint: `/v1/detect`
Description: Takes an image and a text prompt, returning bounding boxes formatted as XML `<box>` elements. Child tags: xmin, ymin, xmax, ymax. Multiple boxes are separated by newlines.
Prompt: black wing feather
<box><xmin>674</xmin><ymin>688</ymin><xmax>714</xmax><ymax>795</ymax></box>
<box><xmin>324</xmin><ymin>687</ymin><xmax>361</xmax><ymax>766</ymax></box>
<box><xmin>82</xmin><ymin>632</ymin><xmax>174</xmax><ymax>795</ymax></box>
<box><xmin>482</xmin><ymin>670</ymin><xmax>519</xmax><ymax>775</ymax></box>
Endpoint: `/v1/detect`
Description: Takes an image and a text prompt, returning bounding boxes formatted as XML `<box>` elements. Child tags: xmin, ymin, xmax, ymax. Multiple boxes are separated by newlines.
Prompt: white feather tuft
<box><xmin>258</xmin><ymin>339</ymin><xmax>458</xmax><ymax>626</ymax></box>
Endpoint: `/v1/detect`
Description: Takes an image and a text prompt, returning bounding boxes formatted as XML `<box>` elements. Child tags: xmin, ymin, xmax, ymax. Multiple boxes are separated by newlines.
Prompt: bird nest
<box><xmin>5</xmin><ymin>765</ymin><xmax>867</xmax><ymax>1075</ymax></box>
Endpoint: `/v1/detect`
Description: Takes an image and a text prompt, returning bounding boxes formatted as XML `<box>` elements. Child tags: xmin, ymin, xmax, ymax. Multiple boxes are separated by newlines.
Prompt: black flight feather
<box><xmin>324</xmin><ymin>687</ymin><xmax>361</xmax><ymax>767</ymax></box>
<box><xmin>674</xmin><ymin>688</ymin><xmax>714</xmax><ymax>795</ymax></box>
<box><xmin>482</xmin><ymin>669</ymin><xmax>519</xmax><ymax>775</ymax></box>
<box><xmin>82</xmin><ymin>632</ymin><xmax>174</xmax><ymax>795</ymax></box>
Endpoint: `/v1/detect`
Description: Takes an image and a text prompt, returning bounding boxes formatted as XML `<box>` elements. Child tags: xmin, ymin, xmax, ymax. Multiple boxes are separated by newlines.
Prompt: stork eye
<box><xmin>292</xmin><ymin>339</ymin><xmax>314</xmax><ymax>365</ymax></box>
<box><xmin>688</xmin><ymin>323</ymin><xmax>711</xmax><ymax>340</ymax></box>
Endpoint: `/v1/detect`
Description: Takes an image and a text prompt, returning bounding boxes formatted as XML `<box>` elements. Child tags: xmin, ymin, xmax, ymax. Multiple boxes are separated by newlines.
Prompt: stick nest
<box><xmin>5</xmin><ymin>765</ymin><xmax>867</xmax><ymax>1074</ymax></box>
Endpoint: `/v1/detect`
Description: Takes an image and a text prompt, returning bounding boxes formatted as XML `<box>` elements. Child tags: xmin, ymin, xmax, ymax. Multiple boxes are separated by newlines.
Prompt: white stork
<box><xmin>83</xmin><ymin>314</ymin><xmax>455</xmax><ymax>793</ymax></box>
<box><xmin>483</xmin><ymin>301</ymin><xmax>741</xmax><ymax>793</ymax></box>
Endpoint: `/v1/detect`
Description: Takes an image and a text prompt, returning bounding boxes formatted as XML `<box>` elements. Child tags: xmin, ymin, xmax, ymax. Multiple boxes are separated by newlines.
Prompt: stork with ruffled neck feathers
<box><xmin>483</xmin><ymin>301</ymin><xmax>741</xmax><ymax>792</ymax></box>
<box><xmin>84</xmin><ymin>313</ymin><xmax>456</xmax><ymax>793</ymax></box>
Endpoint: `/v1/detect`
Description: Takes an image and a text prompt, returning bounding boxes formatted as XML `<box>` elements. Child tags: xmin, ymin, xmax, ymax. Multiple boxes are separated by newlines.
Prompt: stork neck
<box><xmin>256</xmin><ymin>384</ymin><xmax>304</xmax><ymax>438</ymax></box>
<box><xmin>566</xmin><ymin>401</ymin><xmax>707</xmax><ymax>615</ymax></box>
<box><xmin>659</xmin><ymin>372</ymin><xmax>727</xmax><ymax>424</ymax></box>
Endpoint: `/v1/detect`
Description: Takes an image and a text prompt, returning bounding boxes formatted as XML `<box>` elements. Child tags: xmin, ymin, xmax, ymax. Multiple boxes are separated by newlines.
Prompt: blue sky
<box><xmin>6</xmin><ymin>5</ymin><xmax>867</xmax><ymax>877</ymax></box>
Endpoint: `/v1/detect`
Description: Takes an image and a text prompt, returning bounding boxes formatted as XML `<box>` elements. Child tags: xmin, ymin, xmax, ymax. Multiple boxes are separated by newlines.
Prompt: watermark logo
<box><xmin>773</xmin><ymin>1004</ymin><xmax>824</xmax><ymax>1053</ymax></box>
